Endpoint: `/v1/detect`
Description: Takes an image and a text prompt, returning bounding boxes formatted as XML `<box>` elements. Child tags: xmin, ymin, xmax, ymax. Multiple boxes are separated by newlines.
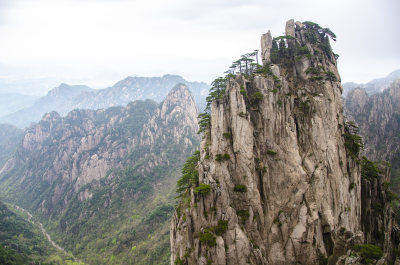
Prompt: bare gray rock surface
<box><xmin>171</xmin><ymin>20</ymin><xmax>399</xmax><ymax>265</ymax></box>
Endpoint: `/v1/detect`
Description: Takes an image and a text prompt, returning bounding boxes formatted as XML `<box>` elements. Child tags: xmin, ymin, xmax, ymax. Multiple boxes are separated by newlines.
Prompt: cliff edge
<box><xmin>171</xmin><ymin>20</ymin><xmax>399</xmax><ymax>265</ymax></box>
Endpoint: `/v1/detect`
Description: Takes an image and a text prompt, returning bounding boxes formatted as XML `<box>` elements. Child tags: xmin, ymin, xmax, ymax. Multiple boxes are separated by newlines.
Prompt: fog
<box><xmin>0</xmin><ymin>0</ymin><xmax>398</xmax><ymax>94</ymax></box>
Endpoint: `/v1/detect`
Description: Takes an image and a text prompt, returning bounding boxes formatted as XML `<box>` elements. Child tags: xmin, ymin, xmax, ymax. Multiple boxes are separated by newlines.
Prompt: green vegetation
<box><xmin>0</xmin><ymin>90</ymin><xmax>200</xmax><ymax>265</ymax></box>
<box><xmin>353</xmin><ymin>244</ymin><xmax>383</xmax><ymax>263</ymax></box>
<box><xmin>252</xmin><ymin>91</ymin><xmax>264</xmax><ymax>102</ymax></box>
<box><xmin>175</xmin><ymin>257</ymin><xmax>184</xmax><ymax>265</ymax></box>
<box><xmin>0</xmin><ymin>125</ymin><xmax>23</xmax><ymax>168</ymax></box>
<box><xmin>318</xmin><ymin>253</ymin><xmax>328</xmax><ymax>265</ymax></box>
<box><xmin>236</xmin><ymin>210</ymin><xmax>250</xmax><ymax>225</ymax></box>
<box><xmin>215</xmin><ymin>153</ymin><xmax>230</xmax><ymax>162</ymax></box>
<box><xmin>0</xmin><ymin>201</ymin><xmax>72</xmax><ymax>264</ymax></box>
<box><xmin>198</xmin><ymin>229</ymin><xmax>216</xmax><ymax>247</ymax></box>
<box><xmin>325</xmin><ymin>71</ymin><xmax>337</xmax><ymax>81</ymax></box>
<box><xmin>268</xmin><ymin>21</ymin><xmax>338</xmax><ymax>68</ymax></box>
<box><xmin>0</xmin><ymin>244</ymin><xmax>26</xmax><ymax>265</ymax></box>
<box><xmin>226</xmin><ymin>51</ymin><xmax>260</xmax><ymax>76</ymax></box>
<box><xmin>273</xmin><ymin>217</ymin><xmax>282</xmax><ymax>227</ymax></box>
<box><xmin>223</xmin><ymin>132</ymin><xmax>231</xmax><ymax>139</ymax></box>
<box><xmin>198</xmin><ymin>77</ymin><xmax>228</xmax><ymax>135</ymax></box>
<box><xmin>176</xmin><ymin>151</ymin><xmax>200</xmax><ymax>198</ymax></box>
<box><xmin>198</xmin><ymin>113</ymin><xmax>211</xmax><ymax>135</ymax></box>
<box><xmin>50</xmin><ymin>160</ymin><xmax>177</xmax><ymax>265</ymax></box>
<box><xmin>267</xmin><ymin>150</ymin><xmax>277</xmax><ymax>156</ymax></box>
<box><xmin>211</xmin><ymin>220</ymin><xmax>228</xmax><ymax>236</ymax></box>
<box><xmin>240</xmin><ymin>86</ymin><xmax>247</xmax><ymax>97</ymax></box>
<box><xmin>254</xmin><ymin>64</ymin><xmax>272</xmax><ymax>76</ymax></box>
<box><xmin>360</xmin><ymin>157</ymin><xmax>381</xmax><ymax>180</ymax></box>
<box><xmin>299</xmin><ymin>99</ymin><xmax>311</xmax><ymax>115</ymax></box>
<box><xmin>343</xmin><ymin>121</ymin><xmax>364</xmax><ymax>159</ymax></box>
<box><xmin>233</xmin><ymin>184</ymin><xmax>247</xmax><ymax>193</ymax></box>
<box><xmin>194</xmin><ymin>184</ymin><xmax>211</xmax><ymax>195</ymax></box>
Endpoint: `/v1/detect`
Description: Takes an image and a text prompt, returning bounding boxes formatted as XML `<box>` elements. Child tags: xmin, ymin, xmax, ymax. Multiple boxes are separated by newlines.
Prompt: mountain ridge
<box><xmin>342</xmin><ymin>69</ymin><xmax>400</xmax><ymax>97</ymax></box>
<box><xmin>0</xmin><ymin>83</ymin><xmax>200</xmax><ymax>264</ymax></box>
<box><xmin>0</xmin><ymin>74</ymin><xmax>209</xmax><ymax>128</ymax></box>
<box><xmin>171</xmin><ymin>19</ymin><xmax>399</xmax><ymax>265</ymax></box>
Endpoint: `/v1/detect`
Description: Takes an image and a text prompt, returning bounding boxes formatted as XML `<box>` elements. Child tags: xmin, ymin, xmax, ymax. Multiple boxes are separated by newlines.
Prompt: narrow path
<box><xmin>12</xmin><ymin>205</ymin><xmax>77</xmax><ymax>261</ymax></box>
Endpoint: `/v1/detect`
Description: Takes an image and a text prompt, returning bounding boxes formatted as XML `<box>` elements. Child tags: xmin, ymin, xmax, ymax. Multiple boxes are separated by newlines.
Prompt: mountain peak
<box><xmin>169</xmin><ymin>82</ymin><xmax>190</xmax><ymax>93</ymax></box>
<box><xmin>171</xmin><ymin>20</ymin><xmax>398</xmax><ymax>265</ymax></box>
<box><xmin>163</xmin><ymin>83</ymin><xmax>195</xmax><ymax>111</ymax></box>
<box><xmin>47</xmin><ymin>83</ymin><xmax>92</xmax><ymax>98</ymax></box>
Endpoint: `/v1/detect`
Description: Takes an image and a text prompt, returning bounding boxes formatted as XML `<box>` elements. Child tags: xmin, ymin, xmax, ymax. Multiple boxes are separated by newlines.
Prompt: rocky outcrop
<box><xmin>171</xmin><ymin>20</ymin><xmax>398</xmax><ymax>265</ymax></box>
<box><xmin>260</xmin><ymin>31</ymin><xmax>273</xmax><ymax>64</ymax></box>
<box><xmin>0</xmin><ymin>83</ymin><xmax>200</xmax><ymax>264</ymax></box>
<box><xmin>172</xmin><ymin>20</ymin><xmax>361</xmax><ymax>265</ymax></box>
<box><xmin>361</xmin><ymin>164</ymin><xmax>399</xmax><ymax>263</ymax></box>
<box><xmin>140</xmin><ymin>83</ymin><xmax>199</xmax><ymax>148</ymax></box>
<box><xmin>344</xmin><ymin>80</ymin><xmax>400</xmax><ymax>163</ymax></box>
<box><xmin>0</xmin><ymin>124</ymin><xmax>23</xmax><ymax>167</ymax></box>
<box><xmin>0</xmin><ymin>83</ymin><xmax>199</xmax><ymax>215</ymax></box>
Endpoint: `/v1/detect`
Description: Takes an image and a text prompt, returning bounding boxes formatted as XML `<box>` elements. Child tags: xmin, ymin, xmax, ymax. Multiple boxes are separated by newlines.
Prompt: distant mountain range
<box><xmin>0</xmin><ymin>124</ymin><xmax>23</xmax><ymax>168</ymax></box>
<box><xmin>344</xmin><ymin>80</ymin><xmax>400</xmax><ymax>191</ymax></box>
<box><xmin>342</xmin><ymin>69</ymin><xmax>400</xmax><ymax>97</ymax></box>
<box><xmin>0</xmin><ymin>84</ymin><xmax>199</xmax><ymax>264</ymax></box>
<box><xmin>0</xmin><ymin>93</ymin><xmax>38</xmax><ymax>117</ymax></box>
<box><xmin>0</xmin><ymin>74</ymin><xmax>209</xmax><ymax>128</ymax></box>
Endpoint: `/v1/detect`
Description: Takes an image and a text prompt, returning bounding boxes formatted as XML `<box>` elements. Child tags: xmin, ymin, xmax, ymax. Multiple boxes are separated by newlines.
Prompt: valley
<box><xmin>0</xmin><ymin>10</ymin><xmax>398</xmax><ymax>265</ymax></box>
<box><xmin>0</xmin><ymin>84</ymin><xmax>199</xmax><ymax>264</ymax></box>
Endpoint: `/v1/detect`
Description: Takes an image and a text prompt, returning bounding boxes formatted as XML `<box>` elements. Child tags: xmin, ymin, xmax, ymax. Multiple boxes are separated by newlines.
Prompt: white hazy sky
<box><xmin>0</xmin><ymin>0</ymin><xmax>399</xmax><ymax>94</ymax></box>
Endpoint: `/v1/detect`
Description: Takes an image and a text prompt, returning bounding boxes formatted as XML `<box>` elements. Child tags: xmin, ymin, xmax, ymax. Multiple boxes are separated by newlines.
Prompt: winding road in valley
<box><xmin>12</xmin><ymin>204</ymin><xmax>77</xmax><ymax>261</ymax></box>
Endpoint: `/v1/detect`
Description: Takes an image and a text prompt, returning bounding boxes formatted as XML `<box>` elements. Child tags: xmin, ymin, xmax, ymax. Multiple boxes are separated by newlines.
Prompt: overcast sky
<box><xmin>0</xmin><ymin>0</ymin><xmax>398</xmax><ymax>95</ymax></box>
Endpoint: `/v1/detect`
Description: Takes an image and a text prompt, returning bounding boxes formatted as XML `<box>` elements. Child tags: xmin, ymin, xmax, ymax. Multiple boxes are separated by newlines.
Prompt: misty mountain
<box><xmin>0</xmin><ymin>84</ymin><xmax>93</xmax><ymax>128</ymax></box>
<box><xmin>0</xmin><ymin>124</ymin><xmax>23</xmax><ymax>168</ymax></box>
<box><xmin>0</xmin><ymin>74</ymin><xmax>209</xmax><ymax>128</ymax></box>
<box><xmin>0</xmin><ymin>84</ymin><xmax>199</xmax><ymax>264</ymax></box>
<box><xmin>73</xmin><ymin>74</ymin><xmax>208</xmax><ymax>110</ymax></box>
<box><xmin>342</xmin><ymin>69</ymin><xmax>400</xmax><ymax>97</ymax></box>
<box><xmin>0</xmin><ymin>93</ymin><xmax>38</xmax><ymax>117</ymax></box>
<box><xmin>344</xmin><ymin>80</ymin><xmax>400</xmax><ymax>191</ymax></box>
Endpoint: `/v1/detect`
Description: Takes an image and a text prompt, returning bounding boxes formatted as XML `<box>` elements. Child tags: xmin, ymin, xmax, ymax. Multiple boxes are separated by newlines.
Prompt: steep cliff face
<box><xmin>360</xmin><ymin>163</ymin><xmax>399</xmax><ymax>263</ymax></box>
<box><xmin>344</xmin><ymin>81</ymin><xmax>400</xmax><ymax>191</ymax></box>
<box><xmin>0</xmin><ymin>84</ymin><xmax>200</xmax><ymax>264</ymax></box>
<box><xmin>0</xmin><ymin>124</ymin><xmax>23</xmax><ymax>167</ymax></box>
<box><xmin>171</xmin><ymin>20</ymin><xmax>399</xmax><ymax>265</ymax></box>
<box><xmin>171</xmin><ymin>20</ymin><xmax>363</xmax><ymax>265</ymax></box>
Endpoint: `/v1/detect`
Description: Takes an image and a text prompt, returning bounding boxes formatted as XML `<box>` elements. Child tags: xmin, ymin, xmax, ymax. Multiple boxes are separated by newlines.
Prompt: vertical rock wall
<box><xmin>171</xmin><ymin>20</ymin><xmax>398</xmax><ymax>265</ymax></box>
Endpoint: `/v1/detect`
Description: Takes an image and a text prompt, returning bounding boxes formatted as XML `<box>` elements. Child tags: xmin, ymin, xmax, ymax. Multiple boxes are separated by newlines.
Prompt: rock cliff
<box><xmin>342</xmin><ymin>69</ymin><xmax>400</xmax><ymax>97</ymax></box>
<box><xmin>360</xmin><ymin>163</ymin><xmax>399</xmax><ymax>263</ymax></box>
<box><xmin>0</xmin><ymin>83</ymin><xmax>200</xmax><ymax>264</ymax></box>
<box><xmin>171</xmin><ymin>20</ymin><xmax>398</xmax><ymax>265</ymax></box>
<box><xmin>344</xmin><ymin>81</ymin><xmax>400</xmax><ymax>187</ymax></box>
<box><xmin>0</xmin><ymin>124</ymin><xmax>23</xmax><ymax>167</ymax></box>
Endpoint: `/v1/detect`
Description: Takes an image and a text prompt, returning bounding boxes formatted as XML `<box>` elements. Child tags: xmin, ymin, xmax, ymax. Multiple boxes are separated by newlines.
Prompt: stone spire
<box><xmin>285</xmin><ymin>19</ymin><xmax>295</xmax><ymax>37</ymax></box>
<box><xmin>260</xmin><ymin>30</ymin><xmax>272</xmax><ymax>65</ymax></box>
<box><xmin>171</xmin><ymin>19</ymin><xmax>399</xmax><ymax>265</ymax></box>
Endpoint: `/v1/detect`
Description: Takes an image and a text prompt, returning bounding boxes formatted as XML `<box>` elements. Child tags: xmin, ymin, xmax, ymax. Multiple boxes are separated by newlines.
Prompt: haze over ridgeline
<box><xmin>1</xmin><ymin>68</ymin><xmax>399</xmax><ymax>130</ymax></box>
<box><xmin>0</xmin><ymin>0</ymin><xmax>399</xmax><ymax>264</ymax></box>
<box><xmin>0</xmin><ymin>0</ymin><xmax>399</xmax><ymax>92</ymax></box>
<box><xmin>0</xmin><ymin>74</ymin><xmax>209</xmax><ymax>128</ymax></box>
<box><xmin>342</xmin><ymin>69</ymin><xmax>400</xmax><ymax>97</ymax></box>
